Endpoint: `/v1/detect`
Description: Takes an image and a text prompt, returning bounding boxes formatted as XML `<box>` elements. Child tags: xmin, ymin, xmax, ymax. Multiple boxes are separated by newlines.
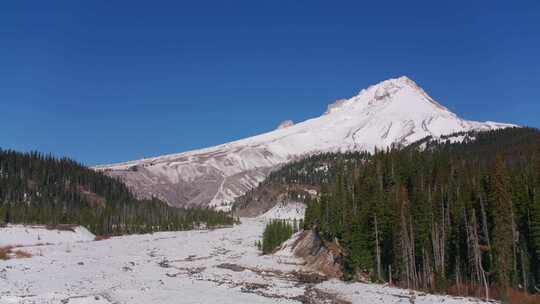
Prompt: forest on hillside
<box><xmin>233</xmin><ymin>151</ymin><xmax>370</xmax><ymax>216</ymax></box>
<box><xmin>0</xmin><ymin>150</ymin><xmax>234</xmax><ymax>235</ymax></box>
<box><xmin>301</xmin><ymin>127</ymin><xmax>540</xmax><ymax>300</ymax></box>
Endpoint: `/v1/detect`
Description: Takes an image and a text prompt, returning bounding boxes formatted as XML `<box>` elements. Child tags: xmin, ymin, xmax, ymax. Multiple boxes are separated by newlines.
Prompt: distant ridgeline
<box><xmin>0</xmin><ymin>150</ymin><xmax>234</xmax><ymax>235</ymax></box>
<box><xmin>237</xmin><ymin>127</ymin><xmax>540</xmax><ymax>298</ymax></box>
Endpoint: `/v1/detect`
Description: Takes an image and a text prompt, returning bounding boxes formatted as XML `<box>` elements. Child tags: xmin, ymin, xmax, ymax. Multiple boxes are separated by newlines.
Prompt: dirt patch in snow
<box><xmin>0</xmin><ymin>246</ymin><xmax>32</xmax><ymax>260</ymax></box>
<box><xmin>216</xmin><ymin>263</ymin><xmax>247</xmax><ymax>272</ymax></box>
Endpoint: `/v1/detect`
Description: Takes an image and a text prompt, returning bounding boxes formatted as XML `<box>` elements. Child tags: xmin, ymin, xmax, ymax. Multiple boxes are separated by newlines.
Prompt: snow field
<box><xmin>1</xmin><ymin>219</ymin><xmax>489</xmax><ymax>304</ymax></box>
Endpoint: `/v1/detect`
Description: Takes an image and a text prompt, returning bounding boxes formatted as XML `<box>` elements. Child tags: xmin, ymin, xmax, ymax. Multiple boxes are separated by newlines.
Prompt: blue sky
<box><xmin>1</xmin><ymin>1</ymin><xmax>539</xmax><ymax>165</ymax></box>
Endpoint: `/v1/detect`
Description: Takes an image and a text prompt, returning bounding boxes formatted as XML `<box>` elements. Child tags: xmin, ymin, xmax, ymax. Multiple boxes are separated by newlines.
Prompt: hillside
<box><xmin>0</xmin><ymin>149</ymin><xmax>234</xmax><ymax>235</ymax></box>
<box><xmin>233</xmin><ymin>152</ymin><xmax>369</xmax><ymax>216</ymax></box>
<box><xmin>257</xmin><ymin>127</ymin><xmax>540</xmax><ymax>300</ymax></box>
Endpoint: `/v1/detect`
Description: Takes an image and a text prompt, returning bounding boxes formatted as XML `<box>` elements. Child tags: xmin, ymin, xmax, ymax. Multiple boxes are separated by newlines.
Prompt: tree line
<box><xmin>299</xmin><ymin>127</ymin><xmax>540</xmax><ymax>301</ymax></box>
<box><xmin>0</xmin><ymin>149</ymin><xmax>235</xmax><ymax>235</ymax></box>
<box><xmin>233</xmin><ymin>151</ymin><xmax>370</xmax><ymax>215</ymax></box>
<box><xmin>259</xmin><ymin>219</ymin><xmax>301</xmax><ymax>254</ymax></box>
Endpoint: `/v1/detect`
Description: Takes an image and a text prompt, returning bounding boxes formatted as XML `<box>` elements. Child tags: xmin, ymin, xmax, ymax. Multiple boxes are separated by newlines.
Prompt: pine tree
<box><xmin>261</xmin><ymin>219</ymin><xmax>295</xmax><ymax>254</ymax></box>
<box><xmin>490</xmin><ymin>154</ymin><xmax>514</xmax><ymax>299</ymax></box>
<box><xmin>529</xmin><ymin>149</ymin><xmax>540</xmax><ymax>287</ymax></box>
<box><xmin>238</xmin><ymin>127</ymin><xmax>540</xmax><ymax>297</ymax></box>
<box><xmin>0</xmin><ymin>149</ymin><xmax>235</xmax><ymax>234</ymax></box>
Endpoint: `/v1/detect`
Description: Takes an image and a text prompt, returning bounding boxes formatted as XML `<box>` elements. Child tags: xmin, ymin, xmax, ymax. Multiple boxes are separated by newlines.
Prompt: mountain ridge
<box><xmin>94</xmin><ymin>76</ymin><xmax>516</xmax><ymax>210</ymax></box>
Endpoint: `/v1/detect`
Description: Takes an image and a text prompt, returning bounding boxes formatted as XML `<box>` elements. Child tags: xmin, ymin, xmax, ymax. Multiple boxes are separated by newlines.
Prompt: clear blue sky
<box><xmin>1</xmin><ymin>1</ymin><xmax>539</xmax><ymax>165</ymax></box>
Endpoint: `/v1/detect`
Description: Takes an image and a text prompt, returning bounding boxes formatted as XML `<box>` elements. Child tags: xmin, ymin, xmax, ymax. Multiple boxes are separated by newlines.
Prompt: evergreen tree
<box><xmin>490</xmin><ymin>155</ymin><xmax>515</xmax><ymax>298</ymax></box>
<box><xmin>261</xmin><ymin>219</ymin><xmax>296</xmax><ymax>254</ymax></box>
<box><xmin>290</xmin><ymin>127</ymin><xmax>540</xmax><ymax>299</ymax></box>
<box><xmin>0</xmin><ymin>149</ymin><xmax>235</xmax><ymax>235</ymax></box>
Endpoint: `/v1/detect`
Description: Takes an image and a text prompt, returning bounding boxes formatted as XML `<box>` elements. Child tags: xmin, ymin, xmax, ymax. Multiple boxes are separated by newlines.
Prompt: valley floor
<box><xmin>1</xmin><ymin>219</ymin><xmax>488</xmax><ymax>304</ymax></box>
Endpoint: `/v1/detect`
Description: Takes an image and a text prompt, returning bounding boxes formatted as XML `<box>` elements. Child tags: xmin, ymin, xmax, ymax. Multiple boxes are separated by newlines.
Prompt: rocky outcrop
<box><xmin>277</xmin><ymin>230</ymin><xmax>343</xmax><ymax>279</ymax></box>
<box><xmin>324</xmin><ymin>99</ymin><xmax>347</xmax><ymax>115</ymax></box>
<box><xmin>277</xmin><ymin>120</ymin><xmax>294</xmax><ymax>129</ymax></box>
<box><xmin>234</xmin><ymin>183</ymin><xmax>318</xmax><ymax>217</ymax></box>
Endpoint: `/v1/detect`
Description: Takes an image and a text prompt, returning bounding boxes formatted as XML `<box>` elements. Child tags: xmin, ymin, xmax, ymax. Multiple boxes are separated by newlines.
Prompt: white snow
<box><xmin>93</xmin><ymin>76</ymin><xmax>517</xmax><ymax>209</ymax></box>
<box><xmin>274</xmin><ymin>231</ymin><xmax>304</xmax><ymax>258</ymax></box>
<box><xmin>258</xmin><ymin>202</ymin><xmax>306</xmax><ymax>221</ymax></box>
<box><xmin>0</xmin><ymin>225</ymin><xmax>95</xmax><ymax>247</ymax></box>
<box><xmin>0</xmin><ymin>220</ymin><xmax>490</xmax><ymax>304</ymax></box>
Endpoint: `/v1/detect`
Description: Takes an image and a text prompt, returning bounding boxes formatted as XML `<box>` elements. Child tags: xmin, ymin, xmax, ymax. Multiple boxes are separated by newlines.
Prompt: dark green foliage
<box><xmin>0</xmin><ymin>149</ymin><xmax>234</xmax><ymax>235</ymax></box>
<box><xmin>265</xmin><ymin>151</ymin><xmax>371</xmax><ymax>187</ymax></box>
<box><xmin>233</xmin><ymin>152</ymin><xmax>370</xmax><ymax>214</ymax></box>
<box><xmin>490</xmin><ymin>155</ymin><xmax>514</xmax><ymax>296</ymax></box>
<box><xmin>299</xmin><ymin>127</ymin><xmax>540</xmax><ymax>295</ymax></box>
<box><xmin>261</xmin><ymin>219</ymin><xmax>299</xmax><ymax>254</ymax></box>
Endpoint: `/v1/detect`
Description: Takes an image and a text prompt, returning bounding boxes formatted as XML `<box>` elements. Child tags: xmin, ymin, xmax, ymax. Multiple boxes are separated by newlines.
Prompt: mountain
<box><xmin>94</xmin><ymin>76</ymin><xmax>515</xmax><ymax>210</ymax></box>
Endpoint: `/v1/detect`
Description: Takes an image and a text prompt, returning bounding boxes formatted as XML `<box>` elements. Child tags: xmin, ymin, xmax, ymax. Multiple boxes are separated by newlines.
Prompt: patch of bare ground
<box><xmin>165</xmin><ymin>267</ymin><xmax>206</xmax><ymax>277</ymax></box>
<box><xmin>45</xmin><ymin>224</ymin><xmax>78</xmax><ymax>232</ymax></box>
<box><xmin>0</xmin><ymin>246</ymin><xmax>32</xmax><ymax>260</ymax></box>
<box><xmin>213</xmin><ymin>262</ymin><xmax>327</xmax><ymax>284</ymax></box>
<box><xmin>240</xmin><ymin>282</ymin><xmax>270</xmax><ymax>293</ymax></box>
<box><xmin>212</xmin><ymin>263</ymin><xmax>344</xmax><ymax>303</ymax></box>
<box><xmin>242</xmin><ymin>285</ymin><xmax>348</xmax><ymax>304</ymax></box>
<box><xmin>279</xmin><ymin>230</ymin><xmax>343</xmax><ymax>278</ymax></box>
<box><xmin>290</xmin><ymin>271</ymin><xmax>327</xmax><ymax>284</ymax></box>
<box><xmin>0</xmin><ymin>247</ymin><xmax>9</xmax><ymax>260</ymax></box>
<box><xmin>94</xmin><ymin>235</ymin><xmax>112</xmax><ymax>241</ymax></box>
<box><xmin>181</xmin><ymin>254</ymin><xmax>213</xmax><ymax>262</ymax></box>
<box><xmin>157</xmin><ymin>255</ymin><xmax>342</xmax><ymax>303</ymax></box>
<box><xmin>59</xmin><ymin>293</ymin><xmax>114</xmax><ymax>304</ymax></box>
<box><xmin>294</xmin><ymin>286</ymin><xmax>351</xmax><ymax>304</ymax></box>
<box><xmin>238</xmin><ymin>277</ymin><xmax>349</xmax><ymax>304</ymax></box>
<box><xmin>14</xmin><ymin>249</ymin><xmax>32</xmax><ymax>258</ymax></box>
<box><xmin>216</xmin><ymin>263</ymin><xmax>246</xmax><ymax>272</ymax></box>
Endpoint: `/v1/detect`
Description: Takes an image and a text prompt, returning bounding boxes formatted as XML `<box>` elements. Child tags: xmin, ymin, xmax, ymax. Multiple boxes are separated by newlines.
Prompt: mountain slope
<box><xmin>94</xmin><ymin>76</ymin><xmax>515</xmax><ymax>210</ymax></box>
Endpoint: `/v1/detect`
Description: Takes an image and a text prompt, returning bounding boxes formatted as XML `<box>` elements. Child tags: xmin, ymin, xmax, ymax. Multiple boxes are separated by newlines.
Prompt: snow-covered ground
<box><xmin>0</xmin><ymin>225</ymin><xmax>95</xmax><ymax>247</ymax></box>
<box><xmin>1</xmin><ymin>220</ymin><xmax>488</xmax><ymax>304</ymax></box>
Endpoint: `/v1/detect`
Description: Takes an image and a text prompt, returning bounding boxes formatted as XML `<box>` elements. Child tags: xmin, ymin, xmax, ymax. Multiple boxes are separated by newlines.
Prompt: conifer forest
<box><xmin>0</xmin><ymin>149</ymin><xmax>234</xmax><ymax>235</ymax></box>
<box><xmin>267</xmin><ymin>128</ymin><xmax>540</xmax><ymax>298</ymax></box>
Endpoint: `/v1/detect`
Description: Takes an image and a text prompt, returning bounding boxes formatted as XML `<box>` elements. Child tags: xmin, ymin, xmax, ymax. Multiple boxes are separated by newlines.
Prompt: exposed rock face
<box><xmin>234</xmin><ymin>183</ymin><xmax>316</xmax><ymax>217</ymax></box>
<box><xmin>277</xmin><ymin>230</ymin><xmax>343</xmax><ymax>279</ymax></box>
<box><xmin>94</xmin><ymin>76</ymin><xmax>515</xmax><ymax>210</ymax></box>
<box><xmin>277</xmin><ymin>120</ymin><xmax>294</xmax><ymax>129</ymax></box>
<box><xmin>324</xmin><ymin>99</ymin><xmax>347</xmax><ymax>115</ymax></box>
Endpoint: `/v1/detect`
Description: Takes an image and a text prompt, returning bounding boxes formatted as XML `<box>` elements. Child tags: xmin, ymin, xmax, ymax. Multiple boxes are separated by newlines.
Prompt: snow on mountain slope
<box><xmin>94</xmin><ymin>76</ymin><xmax>516</xmax><ymax>210</ymax></box>
<box><xmin>258</xmin><ymin>202</ymin><xmax>306</xmax><ymax>221</ymax></box>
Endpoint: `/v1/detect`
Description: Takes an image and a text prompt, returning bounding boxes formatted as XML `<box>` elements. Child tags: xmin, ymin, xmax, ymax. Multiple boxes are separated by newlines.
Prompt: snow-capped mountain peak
<box><xmin>95</xmin><ymin>76</ymin><xmax>516</xmax><ymax>210</ymax></box>
<box><xmin>326</xmin><ymin>76</ymin><xmax>450</xmax><ymax>116</ymax></box>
